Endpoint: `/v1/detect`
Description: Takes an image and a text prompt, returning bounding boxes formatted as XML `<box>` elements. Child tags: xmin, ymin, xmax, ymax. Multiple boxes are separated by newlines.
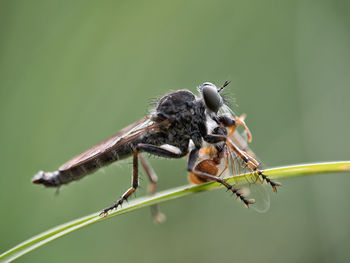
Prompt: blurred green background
<box><xmin>1</xmin><ymin>0</ymin><xmax>350</xmax><ymax>262</ymax></box>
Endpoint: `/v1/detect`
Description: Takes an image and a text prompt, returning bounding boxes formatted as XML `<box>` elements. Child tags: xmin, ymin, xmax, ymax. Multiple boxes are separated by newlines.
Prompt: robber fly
<box><xmin>189</xmin><ymin>114</ymin><xmax>276</xmax><ymax>212</ymax></box>
<box><xmin>32</xmin><ymin>81</ymin><xmax>279</xmax><ymax>219</ymax></box>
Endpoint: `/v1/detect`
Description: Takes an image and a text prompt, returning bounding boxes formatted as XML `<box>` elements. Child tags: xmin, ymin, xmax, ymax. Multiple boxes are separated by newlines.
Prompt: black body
<box><xmin>33</xmin><ymin>81</ymin><xmax>278</xmax><ymax>217</ymax></box>
<box><xmin>33</xmin><ymin>89</ymin><xmax>211</xmax><ymax>187</ymax></box>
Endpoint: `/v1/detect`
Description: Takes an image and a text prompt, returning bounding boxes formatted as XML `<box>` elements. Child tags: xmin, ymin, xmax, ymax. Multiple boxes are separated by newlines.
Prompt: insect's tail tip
<box><xmin>32</xmin><ymin>171</ymin><xmax>45</xmax><ymax>184</ymax></box>
<box><xmin>32</xmin><ymin>171</ymin><xmax>59</xmax><ymax>187</ymax></box>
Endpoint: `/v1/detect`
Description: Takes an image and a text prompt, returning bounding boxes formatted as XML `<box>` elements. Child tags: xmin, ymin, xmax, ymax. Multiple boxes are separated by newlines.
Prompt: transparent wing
<box><xmin>223</xmin><ymin>145</ymin><xmax>270</xmax><ymax>213</ymax></box>
<box><xmin>199</xmin><ymin>104</ymin><xmax>269</xmax><ymax>211</ymax></box>
<box><xmin>218</xmin><ymin>105</ymin><xmax>262</xmax><ymax>166</ymax></box>
<box><xmin>59</xmin><ymin>116</ymin><xmax>155</xmax><ymax>171</ymax></box>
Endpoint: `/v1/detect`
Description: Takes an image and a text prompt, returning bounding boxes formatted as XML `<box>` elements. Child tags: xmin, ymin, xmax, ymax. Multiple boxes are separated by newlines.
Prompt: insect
<box><xmin>189</xmin><ymin>114</ymin><xmax>276</xmax><ymax>211</ymax></box>
<box><xmin>32</xmin><ymin>81</ymin><xmax>279</xmax><ymax>219</ymax></box>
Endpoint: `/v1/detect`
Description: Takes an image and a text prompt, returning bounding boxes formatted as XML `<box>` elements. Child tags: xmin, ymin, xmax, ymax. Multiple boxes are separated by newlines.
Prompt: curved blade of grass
<box><xmin>1</xmin><ymin>161</ymin><xmax>350</xmax><ymax>262</ymax></box>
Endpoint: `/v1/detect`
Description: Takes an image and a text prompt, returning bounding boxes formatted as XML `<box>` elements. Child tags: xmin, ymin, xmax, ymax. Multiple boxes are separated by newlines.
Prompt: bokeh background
<box><xmin>1</xmin><ymin>0</ymin><xmax>350</xmax><ymax>262</ymax></box>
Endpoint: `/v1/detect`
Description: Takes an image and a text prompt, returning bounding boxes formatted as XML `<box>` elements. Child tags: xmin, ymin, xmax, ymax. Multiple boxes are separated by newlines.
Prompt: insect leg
<box><xmin>188</xmin><ymin>148</ymin><xmax>255</xmax><ymax>208</ymax></box>
<box><xmin>203</xmin><ymin>134</ymin><xmax>226</xmax><ymax>144</ymax></box>
<box><xmin>100</xmin><ymin>143</ymin><xmax>188</xmax><ymax>216</ymax></box>
<box><xmin>217</xmin><ymin>147</ymin><xmax>230</xmax><ymax>178</ymax></box>
<box><xmin>217</xmin><ymin>114</ymin><xmax>252</xmax><ymax>142</ymax></box>
<box><xmin>139</xmin><ymin>154</ymin><xmax>166</xmax><ymax>223</ymax></box>
<box><xmin>226</xmin><ymin>139</ymin><xmax>281</xmax><ymax>192</ymax></box>
<box><xmin>136</xmin><ymin>143</ymin><xmax>188</xmax><ymax>158</ymax></box>
<box><xmin>100</xmin><ymin>148</ymin><xmax>140</xmax><ymax>216</ymax></box>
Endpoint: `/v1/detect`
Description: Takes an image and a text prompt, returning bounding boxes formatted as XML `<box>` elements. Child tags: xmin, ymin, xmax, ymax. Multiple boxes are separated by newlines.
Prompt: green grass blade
<box><xmin>1</xmin><ymin>161</ymin><xmax>350</xmax><ymax>262</ymax></box>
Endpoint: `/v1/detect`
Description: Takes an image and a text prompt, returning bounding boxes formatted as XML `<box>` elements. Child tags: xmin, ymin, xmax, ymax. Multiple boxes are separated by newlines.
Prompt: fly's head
<box><xmin>198</xmin><ymin>80</ymin><xmax>231</xmax><ymax>121</ymax></box>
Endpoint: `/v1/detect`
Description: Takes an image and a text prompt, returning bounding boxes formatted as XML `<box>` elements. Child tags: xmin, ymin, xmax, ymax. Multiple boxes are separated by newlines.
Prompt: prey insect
<box><xmin>32</xmin><ymin>81</ymin><xmax>279</xmax><ymax>219</ymax></box>
<box><xmin>189</xmin><ymin>114</ymin><xmax>277</xmax><ymax>211</ymax></box>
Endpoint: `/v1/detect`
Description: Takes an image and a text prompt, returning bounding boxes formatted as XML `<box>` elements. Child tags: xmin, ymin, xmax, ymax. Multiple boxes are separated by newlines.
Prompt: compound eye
<box><xmin>201</xmin><ymin>83</ymin><xmax>223</xmax><ymax>113</ymax></box>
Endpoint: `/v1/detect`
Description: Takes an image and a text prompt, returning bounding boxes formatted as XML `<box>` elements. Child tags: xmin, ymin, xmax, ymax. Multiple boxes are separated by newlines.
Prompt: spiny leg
<box><xmin>188</xmin><ymin>148</ymin><xmax>254</xmax><ymax>208</ymax></box>
<box><xmin>226</xmin><ymin>139</ymin><xmax>281</xmax><ymax>192</ymax></box>
<box><xmin>139</xmin><ymin>154</ymin><xmax>166</xmax><ymax>223</ymax></box>
<box><xmin>100</xmin><ymin>148</ymin><xmax>140</xmax><ymax>216</ymax></box>
<box><xmin>100</xmin><ymin>144</ymin><xmax>187</xmax><ymax>217</ymax></box>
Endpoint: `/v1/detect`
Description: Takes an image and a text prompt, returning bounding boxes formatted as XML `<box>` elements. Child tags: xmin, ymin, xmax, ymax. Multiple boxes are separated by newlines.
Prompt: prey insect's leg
<box><xmin>221</xmin><ymin>114</ymin><xmax>252</xmax><ymax>143</ymax></box>
<box><xmin>204</xmin><ymin>134</ymin><xmax>280</xmax><ymax>192</ymax></box>
<box><xmin>217</xmin><ymin>147</ymin><xmax>230</xmax><ymax>178</ymax></box>
<box><xmin>188</xmin><ymin>149</ymin><xmax>254</xmax><ymax>208</ymax></box>
<box><xmin>226</xmin><ymin>139</ymin><xmax>281</xmax><ymax>192</ymax></box>
<box><xmin>139</xmin><ymin>154</ymin><xmax>166</xmax><ymax>223</ymax></box>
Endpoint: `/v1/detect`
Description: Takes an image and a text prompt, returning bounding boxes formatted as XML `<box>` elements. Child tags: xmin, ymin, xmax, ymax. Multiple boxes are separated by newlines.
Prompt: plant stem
<box><xmin>1</xmin><ymin>161</ymin><xmax>350</xmax><ymax>262</ymax></box>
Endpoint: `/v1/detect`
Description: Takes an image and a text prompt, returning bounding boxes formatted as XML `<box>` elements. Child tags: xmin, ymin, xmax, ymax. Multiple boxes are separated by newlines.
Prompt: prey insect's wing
<box><xmin>219</xmin><ymin>105</ymin><xmax>262</xmax><ymax>167</ymax></box>
<box><xmin>229</xmin><ymin>130</ymin><xmax>262</xmax><ymax>168</ymax></box>
<box><xmin>218</xmin><ymin>107</ymin><xmax>268</xmax><ymax>211</ymax></box>
<box><xmin>59</xmin><ymin>116</ymin><xmax>161</xmax><ymax>171</ymax></box>
<box><xmin>224</xmin><ymin>144</ymin><xmax>270</xmax><ymax>213</ymax></box>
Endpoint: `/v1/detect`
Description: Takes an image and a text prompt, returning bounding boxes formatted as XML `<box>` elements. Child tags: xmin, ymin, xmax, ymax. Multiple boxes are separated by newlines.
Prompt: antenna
<box><xmin>218</xmin><ymin>80</ymin><xmax>231</xmax><ymax>93</ymax></box>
